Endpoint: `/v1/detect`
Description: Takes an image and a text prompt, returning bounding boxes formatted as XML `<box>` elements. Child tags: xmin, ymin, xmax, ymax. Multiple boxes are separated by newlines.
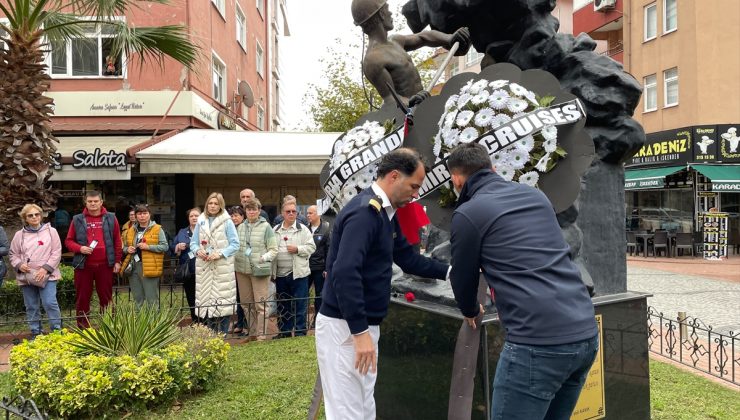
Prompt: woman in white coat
<box><xmin>190</xmin><ymin>192</ymin><xmax>240</xmax><ymax>334</ymax></box>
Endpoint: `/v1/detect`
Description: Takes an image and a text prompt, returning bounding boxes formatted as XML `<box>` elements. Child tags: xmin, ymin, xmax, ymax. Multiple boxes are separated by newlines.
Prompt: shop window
<box><xmin>663</xmin><ymin>67</ymin><xmax>678</xmax><ymax>107</ymax></box>
<box><xmin>236</xmin><ymin>4</ymin><xmax>247</xmax><ymax>51</ymax></box>
<box><xmin>643</xmin><ymin>74</ymin><xmax>657</xmax><ymax>112</ymax></box>
<box><xmin>663</xmin><ymin>0</ymin><xmax>677</xmax><ymax>34</ymax></box>
<box><xmin>644</xmin><ymin>3</ymin><xmax>657</xmax><ymax>42</ymax></box>
<box><xmin>256</xmin><ymin>41</ymin><xmax>264</xmax><ymax>77</ymax></box>
<box><xmin>628</xmin><ymin>189</ymin><xmax>694</xmax><ymax>233</ymax></box>
<box><xmin>47</xmin><ymin>21</ymin><xmax>124</xmax><ymax>78</ymax></box>
<box><xmin>211</xmin><ymin>0</ymin><xmax>226</xmax><ymax>18</ymax></box>
<box><xmin>257</xmin><ymin>0</ymin><xmax>265</xmax><ymax>18</ymax></box>
<box><xmin>212</xmin><ymin>53</ymin><xmax>227</xmax><ymax>104</ymax></box>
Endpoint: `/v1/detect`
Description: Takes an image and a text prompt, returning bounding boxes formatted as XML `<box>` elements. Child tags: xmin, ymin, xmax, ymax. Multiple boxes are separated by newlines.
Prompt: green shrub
<box><xmin>0</xmin><ymin>264</ymin><xmax>76</xmax><ymax>316</ymax></box>
<box><xmin>10</xmin><ymin>327</ymin><xmax>229</xmax><ymax>417</ymax></box>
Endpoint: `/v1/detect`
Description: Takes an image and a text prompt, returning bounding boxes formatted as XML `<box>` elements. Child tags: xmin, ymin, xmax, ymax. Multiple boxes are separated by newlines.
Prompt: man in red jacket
<box><xmin>65</xmin><ymin>191</ymin><xmax>122</xmax><ymax>327</ymax></box>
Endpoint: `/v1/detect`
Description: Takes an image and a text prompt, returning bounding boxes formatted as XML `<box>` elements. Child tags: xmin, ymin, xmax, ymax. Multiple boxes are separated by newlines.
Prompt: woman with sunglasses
<box><xmin>9</xmin><ymin>204</ymin><xmax>63</xmax><ymax>338</ymax></box>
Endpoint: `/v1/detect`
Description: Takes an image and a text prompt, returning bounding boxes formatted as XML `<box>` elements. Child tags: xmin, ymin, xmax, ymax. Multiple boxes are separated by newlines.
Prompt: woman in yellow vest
<box><xmin>122</xmin><ymin>204</ymin><xmax>169</xmax><ymax>307</ymax></box>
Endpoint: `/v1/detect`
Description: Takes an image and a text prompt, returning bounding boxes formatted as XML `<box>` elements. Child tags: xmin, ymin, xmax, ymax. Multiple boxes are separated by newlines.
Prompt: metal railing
<box><xmin>647</xmin><ymin>306</ymin><xmax>739</xmax><ymax>386</ymax></box>
<box><xmin>0</xmin><ymin>396</ymin><xmax>47</xmax><ymax>419</ymax></box>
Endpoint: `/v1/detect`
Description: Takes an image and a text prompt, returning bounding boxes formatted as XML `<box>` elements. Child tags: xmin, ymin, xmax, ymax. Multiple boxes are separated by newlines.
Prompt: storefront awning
<box><xmin>624</xmin><ymin>166</ymin><xmax>685</xmax><ymax>190</ymax></box>
<box><xmin>135</xmin><ymin>129</ymin><xmax>340</xmax><ymax>175</ymax></box>
<box><xmin>691</xmin><ymin>164</ymin><xmax>740</xmax><ymax>191</ymax></box>
<box><xmin>50</xmin><ymin>135</ymin><xmax>149</xmax><ymax>181</ymax></box>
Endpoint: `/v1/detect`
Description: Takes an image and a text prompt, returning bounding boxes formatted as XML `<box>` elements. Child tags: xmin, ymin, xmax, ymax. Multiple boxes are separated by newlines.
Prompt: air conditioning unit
<box><xmin>594</xmin><ymin>0</ymin><xmax>616</xmax><ymax>12</ymax></box>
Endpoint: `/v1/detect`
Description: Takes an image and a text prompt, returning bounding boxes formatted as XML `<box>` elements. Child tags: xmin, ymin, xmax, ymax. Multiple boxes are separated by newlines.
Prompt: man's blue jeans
<box><xmin>275</xmin><ymin>273</ymin><xmax>309</xmax><ymax>337</ymax></box>
<box><xmin>21</xmin><ymin>281</ymin><xmax>62</xmax><ymax>336</ymax></box>
<box><xmin>491</xmin><ymin>334</ymin><xmax>599</xmax><ymax>420</ymax></box>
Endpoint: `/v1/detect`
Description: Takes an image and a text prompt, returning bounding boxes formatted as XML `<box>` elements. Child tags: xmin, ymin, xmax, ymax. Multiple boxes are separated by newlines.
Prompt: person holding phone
<box><xmin>65</xmin><ymin>190</ymin><xmax>122</xmax><ymax>328</ymax></box>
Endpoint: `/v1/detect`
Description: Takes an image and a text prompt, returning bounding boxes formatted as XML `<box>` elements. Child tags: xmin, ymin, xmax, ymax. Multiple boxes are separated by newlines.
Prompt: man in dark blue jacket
<box><xmin>317</xmin><ymin>148</ymin><xmax>449</xmax><ymax>419</ymax></box>
<box><xmin>447</xmin><ymin>143</ymin><xmax>598</xmax><ymax>420</ymax></box>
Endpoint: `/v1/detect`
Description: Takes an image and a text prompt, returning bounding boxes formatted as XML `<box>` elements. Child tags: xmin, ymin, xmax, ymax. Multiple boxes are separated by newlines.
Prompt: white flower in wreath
<box><xmin>442</xmin><ymin>127</ymin><xmax>460</xmax><ymax>146</ymax></box>
<box><xmin>445</xmin><ymin>94</ymin><xmax>460</xmax><ymax>111</ymax></box>
<box><xmin>460</xmin><ymin>127</ymin><xmax>480</xmax><ymax>143</ymax></box>
<box><xmin>489</xmin><ymin>79</ymin><xmax>509</xmax><ymax>89</ymax></box>
<box><xmin>460</xmin><ymin>79</ymin><xmax>474</xmax><ymax>94</ymax></box>
<box><xmin>506</xmin><ymin>147</ymin><xmax>529</xmax><ymax>170</ymax></box>
<box><xmin>518</xmin><ymin>171</ymin><xmax>540</xmax><ymax>187</ymax></box>
<box><xmin>488</xmin><ymin>89</ymin><xmax>510</xmax><ymax>110</ymax></box>
<box><xmin>508</xmin><ymin>82</ymin><xmax>528</xmax><ymax>96</ymax></box>
<box><xmin>341</xmin><ymin>141</ymin><xmax>355</xmax><ymax>155</ymax></box>
<box><xmin>474</xmin><ymin>108</ymin><xmax>495</xmax><ymax>127</ymax></box>
<box><xmin>543</xmin><ymin>138</ymin><xmax>557</xmax><ymax>153</ymax></box>
<box><xmin>333</xmin><ymin>140</ymin><xmax>344</xmax><ymax>154</ymax></box>
<box><xmin>523</xmin><ymin>90</ymin><xmax>538</xmax><ymax>106</ymax></box>
<box><xmin>444</xmin><ymin>110</ymin><xmax>458</xmax><ymax>128</ymax></box>
<box><xmin>470</xmin><ymin>79</ymin><xmax>489</xmax><ymax>95</ymax></box>
<box><xmin>535</xmin><ymin>154</ymin><xmax>551</xmax><ymax>172</ymax></box>
<box><xmin>369</xmin><ymin>125</ymin><xmax>385</xmax><ymax>139</ymax></box>
<box><xmin>354</xmin><ymin>130</ymin><xmax>371</xmax><ymax>147</ymax></box>
<box><xmin>456</xmin><ymin>110</ymin><xmax>475</xmax><ymax>127</ymax></box>
<box><xmin>496</xmin><ymin>164</ymin><xmax>515</xmax><ymax>182</ymax></box>
<box><xmin>506</xmin><ymin>97</ymin><xmax>528</xmax><ymax>114</ymax></box>
<box><xmin>490</xmin><ymin>114</ymin><xmax>512</xmax><ymax>128</ymax></box>
<box><xmin>490</xmin><ymin>151</ymin><xmax>506</xmax><ymax>166</ymax></box>
<box><xmin>457</xmin><ymin>93</ymin><xmax>473</xmax><ymax>109</ymax></box>
<box><xmin>433</xmin><ymin>135</ymin><xmax>442</xmax><ymax>156</ymax></box>
<box><xmin>541</xmin><ymin>125</ymin><xmax>557</xmax><ymax>141</ymax></box>
<box><xmin>472</xmin><ymin>90</ymin><xmax>489</xmax><ymax>106</ymax></box>
<box><xmin>516</xmin><ymin>135</ymin><xmax>535</xmax><ymax>152</ymax></box>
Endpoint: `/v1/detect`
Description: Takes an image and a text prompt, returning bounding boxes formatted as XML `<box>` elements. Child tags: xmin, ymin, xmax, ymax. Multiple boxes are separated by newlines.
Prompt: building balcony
<box><xmin>573</xmin><ymin>0</ymin><xmax>623</xmax><ymax>35</ymax></box>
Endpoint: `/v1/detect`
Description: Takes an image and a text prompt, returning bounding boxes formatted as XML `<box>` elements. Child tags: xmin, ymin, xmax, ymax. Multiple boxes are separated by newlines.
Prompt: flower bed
<box><xmin>9</xmin><ymin>324</ymin><xmax>229</xmax><ymax>417</ymax></box>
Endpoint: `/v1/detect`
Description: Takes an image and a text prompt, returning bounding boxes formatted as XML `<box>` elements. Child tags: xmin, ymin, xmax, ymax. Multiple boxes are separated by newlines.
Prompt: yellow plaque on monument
<box><xmin>571</xmin><ymin>314</ymin><xmax>605</xmax><ymax>420</ymax></box>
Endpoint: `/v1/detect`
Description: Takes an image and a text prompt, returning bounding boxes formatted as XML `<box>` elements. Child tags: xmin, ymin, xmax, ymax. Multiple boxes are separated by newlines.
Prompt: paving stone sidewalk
<box><xmin>627</xmin><ymin>265</ymin><xmax>740</xmax><ymax>336</ymax></box>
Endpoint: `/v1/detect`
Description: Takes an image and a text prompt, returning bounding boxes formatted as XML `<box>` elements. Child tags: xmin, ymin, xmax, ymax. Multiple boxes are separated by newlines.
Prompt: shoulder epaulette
<box><xmin>368</xmin><ymin>195</ymin><xmax>383</xmax><ymax>214</ymax></box>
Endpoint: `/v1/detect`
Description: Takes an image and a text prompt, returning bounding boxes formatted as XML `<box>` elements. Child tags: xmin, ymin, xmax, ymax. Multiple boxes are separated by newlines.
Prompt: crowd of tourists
<box><xmin>0</xmin><ymin>189</ymin><xmax>331</xmax><ymax>340</ymax></box>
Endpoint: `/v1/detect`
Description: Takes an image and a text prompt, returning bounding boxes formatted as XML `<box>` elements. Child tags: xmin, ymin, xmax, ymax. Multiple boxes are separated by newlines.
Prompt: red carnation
<box><xmin>201</xmin><ymin>240</ymin><xmax>208</xmax><ymax>246</ymax></box>
<box><xmin>141</xmin><ymin>238</ymin><xmax>146</xmax><ymax>243</ymax></box>
<box><xmin>283</xmin><ymin>236</ymin><xmax>288</xmax><ymax>241</ymax></box>
<box><xmin>404</xmin><ymin>292</ymin><xmax>415</xmax><ymax>302</ymax></box>
<box><xmin>37</xmin><ymin>240</ymin><xmax>44</xmax><ymax>246</ymax></box>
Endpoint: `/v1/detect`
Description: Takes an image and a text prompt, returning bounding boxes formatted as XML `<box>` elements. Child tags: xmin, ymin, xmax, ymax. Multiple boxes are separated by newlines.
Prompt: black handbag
<box><xmin>174</xmin><ymin>261</ymin><xmax>190</xmax><ymax>283</ymax></box>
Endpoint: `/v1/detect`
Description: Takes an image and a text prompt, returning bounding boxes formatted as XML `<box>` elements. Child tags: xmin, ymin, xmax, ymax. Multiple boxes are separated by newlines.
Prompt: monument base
<box><xmin>376</xmin><ymin>292</ymin><xmax>651</xmax><ymax>420</ymax></box>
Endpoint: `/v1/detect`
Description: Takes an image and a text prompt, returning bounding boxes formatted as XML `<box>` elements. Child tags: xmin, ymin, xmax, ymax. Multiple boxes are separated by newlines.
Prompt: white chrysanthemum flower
<box><xmin>444</xmin><ymin>110</ymin><xmax>458</xmax><ymax>128</ymax></box>
<box><xmin>433</xmin><ymin>134</ymin><xmax>442</xmax><ymax>156</ymax></box>
<box><xmin>470</xmin><ymin>79</ymin><xmax>489</xmax><ymax>95</ymax></box>
<box><xmin>474</xmin><ymin>108</ymin><xmax>495</xmax><ymax>127</ymax></box>
<box><xmin>354</xmin><ymin>130</ymin><xmax>371</xmax><ymax>147</ymax></box>
<box><xmin>489</xmin><ymin>79</ymin><xmax>509</xmax><ymax>89</ymax></box>
<box><xmin>460</xmin><ymin>79</ymin><xmax>474</xmax><ymax>94</ymax></box>
<box><xmin>490</xmin><ymin>150</ymin><xmax>506</xmax><ymax>166</ymax></box>
<box><xmin>442</xmin><ymin>128</ymin><xmax>460</xmax><ymax>146</ymax></box>
<box><xmin>457</xmin><ymin>93</ymin><xmax>473</xmax><ymax>109</ymax></box>
<box><xmin>496</xmin><ymin>164</ymin><xmax>515</xmax><ymax>182</ymax></box>
<box><xmin>523</xmin><ymin>91</ymin><xmax>538</xmax><ymax>106</ymax></box>
<box><xmin>456</xmin><ymin>110</ymin><xmax>474</xmax><ymax>126</ymax></box>
<box><xmin>472</xmin><ymin>90</ymin><xmax>489</xmax><ymax>105</ymax></box>
<box><xmin>535</xmin><ymin>153</ymin><xmax>551</xmax><ymax>172</ymax></box>
<box><xmin>518</xmin><ymin>171</ymin><xmax>539</xmax><ymax>187</ymax></box>
<box><xmin>361</xmin><ymin>120</ymin><xmax>374</xmax><ymax>130</ymax></box>
<box><xmin>490</xmin><ymin>114</ymin><xmax>512</xmax><ymax>128</ymax></box>
<box><xmin>341</xmin><ymin>140</ymin><xmax>355</xmax><ymax>154</ymax></box>
<box><xmin>509</xmin><ymin>82</ymin><xmax>528</xmax><ymax>96</ymax></box>
<box><xmin>541</xmin><ymin>125</ymin><xmax>557</xmax><ymax>141</ymax></box>
<box><xmin>369</xmin><ymin>125</ymin><xmax>385</xmax><ymax>139</ymax></box>
<box><xmin>543</xmin><ymin>138</ymin><xmax>557</xmax><ymax>153</ymax></box>
<box><xmin>488</xmin><ymin>89</ymin><xmax>510</xmax><ymax>110</ymax></box>
<box><xmin>516</xmin><ymin>135</ymin><xmax>535</xmax><ymax>152</ymax></box>
<box><xmin>333</xmin><ymin>140</ymin><xmax>344</xmax><ymax>154</ymax></box>
<box><xmin>507</xmin><ymin>98</ymin><xmax>528</xmax><ymax>113</ymax></box>
<box><xmin>507</xmin><ymin>148</ymin><xmax>529</xmax><ymax>170</ymax></box>
<box><xmin>460</xmin><ymin>127</ymin><xmax>480</xmax><ymax>143</ymax></box>
<box><xmin>445</xmin><ymin>94</ymin><xmax>460</xmax><ymax>111</ymax></box>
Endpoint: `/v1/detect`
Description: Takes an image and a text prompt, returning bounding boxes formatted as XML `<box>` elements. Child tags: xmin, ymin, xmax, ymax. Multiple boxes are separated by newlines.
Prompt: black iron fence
<box><xmin>0</xmin><ymin>395</ymin><xmax>47</xmax><ymax>419</ymax></box>
<box><xmin>647</xmin><ymin>306</ymin><xmax>739</xmax><ymax>386</ymax></box>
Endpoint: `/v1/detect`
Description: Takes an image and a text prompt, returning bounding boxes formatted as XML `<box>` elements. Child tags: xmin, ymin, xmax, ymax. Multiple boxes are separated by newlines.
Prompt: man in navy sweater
<box><xmin>447</xmin><ymin>143</ymin><xmax>598</xmax><ymax>420</ymax></box>
<box><xmin>317</xmin><ymin>148</ymin><xmax>449</xmax><ymax>419</ymax></box>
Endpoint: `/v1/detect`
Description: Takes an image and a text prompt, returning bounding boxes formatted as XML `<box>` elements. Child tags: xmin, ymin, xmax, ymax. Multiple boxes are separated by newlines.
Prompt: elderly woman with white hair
<box><xmin>9</xmin><ymin>204</ymin><xmax>63</xmax><ymax>338</ymax></box>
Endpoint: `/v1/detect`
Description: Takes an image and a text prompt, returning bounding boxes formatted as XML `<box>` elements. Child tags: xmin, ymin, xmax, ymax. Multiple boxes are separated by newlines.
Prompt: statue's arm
<box><xmin>393</xmin><ymin>27</ymin><xmax>471</xmax><ymax>55</ymax></box>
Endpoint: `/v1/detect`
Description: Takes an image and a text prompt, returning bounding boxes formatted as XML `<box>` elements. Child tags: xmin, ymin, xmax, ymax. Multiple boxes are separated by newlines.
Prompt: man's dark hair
<box><xmin>377</xmin><ymin>148</ymin><xmax>428</xmax><ymax>178</ymax></box>
<box><xmin>446</xmin><ymin>143</ymin><xmax>492</xmax><ymax>177</ymax></box>
<box><xmin>85</xmin><ymin>190</ymin><xmax>102</xmax><ymax>199</ymax></box>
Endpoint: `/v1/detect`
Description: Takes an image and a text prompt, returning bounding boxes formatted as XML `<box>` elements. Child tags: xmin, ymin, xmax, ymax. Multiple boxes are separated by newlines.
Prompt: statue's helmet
<box><xmin>351</xmin><ymin>0</ymin><xmax>387</xmax><ymax>26</ymax></box>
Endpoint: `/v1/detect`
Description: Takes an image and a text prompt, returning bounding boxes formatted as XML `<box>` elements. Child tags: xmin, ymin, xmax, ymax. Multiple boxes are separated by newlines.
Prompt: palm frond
<box><xmin>65</xmin><ymin>0</ymin><xmax>171</xmax><ymax>17</ymax></box>
<box><xmin>109</xmin><ymin>23</ymin><xmax>199</xmax><ymax>70</ymax></box>
<box><xmin>38</xmin><ymin>12</ymin><xmax>89</xmax><ymax>44</ymax></box>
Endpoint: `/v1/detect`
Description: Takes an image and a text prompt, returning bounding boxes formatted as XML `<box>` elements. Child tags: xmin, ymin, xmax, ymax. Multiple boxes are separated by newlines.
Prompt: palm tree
<box><xmin>0</xmin><ymin>0</ymin><xmax>198</xmax><ymax>228</ymax></box>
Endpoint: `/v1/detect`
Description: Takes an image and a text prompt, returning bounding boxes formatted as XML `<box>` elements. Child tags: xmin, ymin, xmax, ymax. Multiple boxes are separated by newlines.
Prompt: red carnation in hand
<box><xmin>38</xmin><ymin>240</ymin><xmax>44</xmax><ymax>246</ymax></box>
<box><xmin>404</xmin><ymin>292</ymin><xmax>415</xmax><ymax>302</ymax></box>
<box><xmin>141</xmin><ymin>238</ymin><xmax>146</xmax><ymax>243</ymax></box>
<box><xmin>201</xmin><ymin>240</ymin><xmax>208</xmax><ymax>246</ymax></box>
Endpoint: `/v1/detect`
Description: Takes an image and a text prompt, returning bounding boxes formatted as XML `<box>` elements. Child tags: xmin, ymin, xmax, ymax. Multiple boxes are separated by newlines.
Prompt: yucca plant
<box><xmin>69</xmin><ymin>303</ymin><xmax>182</xmax><ymax>356</ymax></box>
<box><xmin>0</xmin><ymin>0</ymin><xmax>199</xmax><ymax>227</ymax></box>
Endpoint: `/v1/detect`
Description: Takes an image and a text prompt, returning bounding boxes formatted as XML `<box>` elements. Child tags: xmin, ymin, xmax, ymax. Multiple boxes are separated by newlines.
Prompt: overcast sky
<box><xmin>281</xmin><ymin>0</ymin><xmax>408</xmax><ymax>131</ymax></box>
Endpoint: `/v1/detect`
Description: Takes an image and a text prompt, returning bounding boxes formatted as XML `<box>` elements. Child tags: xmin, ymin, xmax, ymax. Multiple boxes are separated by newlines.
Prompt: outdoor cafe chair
<box><xmin>652</xmin><ymin>230</ymin><xmax>669</xmax><ymax>257</ymax></box>
<box><xmin>673</xmin><ymin>232</ymin><xmax>694</xmax><ymax>257</ymax></box>
<box><xmin>626</xmin><ymin>231</ymin><xmax>639</xmax><ymax>256</ymax></box>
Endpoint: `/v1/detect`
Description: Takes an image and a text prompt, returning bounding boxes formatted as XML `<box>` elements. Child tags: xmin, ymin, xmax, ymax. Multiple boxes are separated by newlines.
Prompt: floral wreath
<box><xmin>432</xmin><ymin>78</ymin><xmax>567</xmax><ymax>206</ymax></box>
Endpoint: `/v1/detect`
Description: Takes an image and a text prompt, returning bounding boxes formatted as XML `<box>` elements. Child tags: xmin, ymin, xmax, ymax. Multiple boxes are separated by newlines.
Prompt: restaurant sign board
<box><xmin>628</xmin><ymin>127</ymin><xmax>692</xmax><ymax>167</ymax></box>
<box><xmin>717</xmin><ymin>125</ymin><xmax>740</xmax><ymax>162</ymax></box>
<box><xmin>693</xmin><ymin>126</ymin><xmax>719</xmax><ymax>162</ymax></box>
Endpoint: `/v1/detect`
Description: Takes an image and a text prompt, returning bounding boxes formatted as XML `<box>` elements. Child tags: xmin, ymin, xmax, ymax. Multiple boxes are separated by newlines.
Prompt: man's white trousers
<box><xmin>315</xmin><ymin>313</ymin><xmax>380</xmax><ymax>420</ymax></box>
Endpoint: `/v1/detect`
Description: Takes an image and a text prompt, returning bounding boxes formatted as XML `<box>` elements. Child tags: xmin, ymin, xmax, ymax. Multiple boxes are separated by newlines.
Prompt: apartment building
<box><xmin>575</xmin><ymin>0</ymin><xmax>740</xmax><ymax>237</ymax></box>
